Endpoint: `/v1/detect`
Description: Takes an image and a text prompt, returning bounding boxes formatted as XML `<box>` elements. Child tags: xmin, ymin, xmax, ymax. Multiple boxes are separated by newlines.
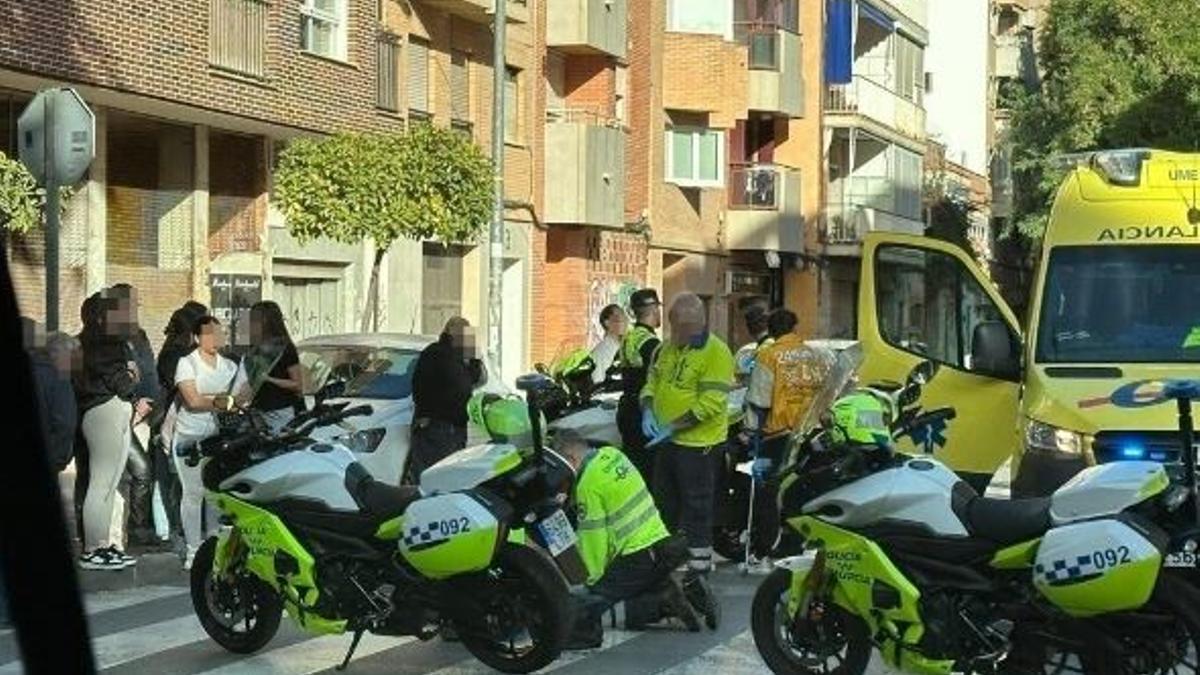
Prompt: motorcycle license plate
<box><xmin>536</xmin><ymin>510</ymin><xmax>578</xmax><ymax>557</ymax></box>
<box><xmin>1166</xmin><ymin>551</ymin><xmax>1198</xmax><ymax>568</ymax></box>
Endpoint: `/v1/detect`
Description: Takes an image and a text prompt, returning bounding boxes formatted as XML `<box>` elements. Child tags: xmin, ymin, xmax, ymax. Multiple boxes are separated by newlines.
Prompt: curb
<box><xmin>78</xmin><ymin>553</ymin><xmax>188</xmax><ymax>593</ymax></box>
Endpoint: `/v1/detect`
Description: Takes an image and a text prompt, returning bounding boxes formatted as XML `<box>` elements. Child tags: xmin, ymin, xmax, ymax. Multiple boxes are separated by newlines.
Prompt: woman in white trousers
<box><xmin>171</xmin><ymin>315</ymin><xmax>246</xmax><ymax>570</ymax></box>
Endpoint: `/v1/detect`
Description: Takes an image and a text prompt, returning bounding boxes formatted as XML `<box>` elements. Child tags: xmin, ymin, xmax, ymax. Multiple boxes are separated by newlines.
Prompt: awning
<box><xmin>858</xmin><ymin>1</ymin><xmax>896</xmax><ymax>31</ymax></box>
<box><xmin>825</xmin><ymin>0</ymin><xmax>853</xmax><ymax>84</ymax></box>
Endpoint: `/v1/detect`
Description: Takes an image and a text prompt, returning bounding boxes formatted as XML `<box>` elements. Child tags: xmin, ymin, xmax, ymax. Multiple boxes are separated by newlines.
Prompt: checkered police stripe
<box><xmin>403</xmin><ymin>523</ymin><xmax>444</xmax><ymax>548</ymax></box>
<box><xmin>1035</xmin><ymin>555</ymin><xmax>1102</xmax><ymax>585</ymax></box>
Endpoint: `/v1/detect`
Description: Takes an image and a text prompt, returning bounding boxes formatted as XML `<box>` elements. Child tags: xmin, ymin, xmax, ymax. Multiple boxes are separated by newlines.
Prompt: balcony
<box><xmin>544</xmin><ymin>108</ymin><xmax>626</xmax><ymax>229</ymax></box>
<box><xmin>736</xmin><ymin>23</ymin><xmax>804</xmax><ymax>118</ymax></box>
<box><xmin>824</xmin><ymin>204</ymin><xmax>924</xmax><ymax>252</ymax></box>
<box><xmin>416</xmin><ymin>0</ymin><xmax>529</xmax><ymax>24</ymax></box>
<box><xmin>726</xmin><ymin>164</ymin><xmax>803</xmax><ymax>252</ymax></box>
<box><xmin>548</xmin><ymin>0</ymin><xmax>626</xmax><ymax>58</ymax></box>
<box><xmin>826</xmin><ymin>75</ymin><xmax>926</xmax><ymax>146</ymax></box>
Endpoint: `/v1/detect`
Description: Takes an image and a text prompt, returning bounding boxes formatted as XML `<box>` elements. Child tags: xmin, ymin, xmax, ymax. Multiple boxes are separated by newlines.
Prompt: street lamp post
<box><xmin>488</xmin><ymin>0</ymin><xmax>507</xmax><ymax>372</ymax></box>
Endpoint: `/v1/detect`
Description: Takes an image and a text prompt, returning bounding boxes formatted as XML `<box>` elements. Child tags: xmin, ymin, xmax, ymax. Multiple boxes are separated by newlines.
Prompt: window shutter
<box><xmin>451</xmin><ymin>52</ymin><xmax>469</xmax><ymax>122</ymax></box>
<box><xmin>408</xmin><ymin>38</ymin><xmax>430</xmax><ymax>113</ymax></box>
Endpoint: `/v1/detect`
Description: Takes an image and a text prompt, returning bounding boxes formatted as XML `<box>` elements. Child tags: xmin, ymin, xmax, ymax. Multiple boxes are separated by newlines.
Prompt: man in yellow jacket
<box><xmin>640</xmin><ymin>293</ymin><xmax>735</xmax><ymax>579</ymax></box>
<box><xmin>553</xmin><ymin>430</ymin><xmax>701</xmax><ymax>649</ymax></box>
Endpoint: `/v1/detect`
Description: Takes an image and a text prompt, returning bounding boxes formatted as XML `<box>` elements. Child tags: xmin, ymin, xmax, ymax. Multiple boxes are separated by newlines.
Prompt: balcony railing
<box><xmin>826</xmin><ymin>75</ymin><xmax>925</xmax><ymax>141</ymax></box>
<box><xmin>729</xmin><ymin>164</ymin><xmax>781</xmax><ymax>209</ymax></box>
<box><xmin>825</xmin><ymin>203</ymin><xmax>924</xmax><ymax>245</ymax></box>
<box><xmin>209</xmin><ymin>0</ymin><xmax>267</xmax><ymax>78</ymax></box>
<box><xmin>735</xmin><ymin>23</ymin><xmax>784</xmax><ymax>70</ymax></box>
<box><xmin>545</xmin><ymin>107</ymin><xmax>623</xmax><ymax>128</ymax></box>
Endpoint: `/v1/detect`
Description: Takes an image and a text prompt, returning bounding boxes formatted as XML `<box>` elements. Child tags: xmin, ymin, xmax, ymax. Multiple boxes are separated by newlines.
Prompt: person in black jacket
<box><xmin>22</xmin><ymin>319</ymin><xmax>77</xmax><ymax>474</ymax></box>
<box><xmin>75</xmin><ymin>286</ymin><xmax>143</xmax><ymax>571</ymax></box>
<box><xmin>409</xmin><ymin>317</ymin><xmax>484</xmax><ymax>478</ymax></box>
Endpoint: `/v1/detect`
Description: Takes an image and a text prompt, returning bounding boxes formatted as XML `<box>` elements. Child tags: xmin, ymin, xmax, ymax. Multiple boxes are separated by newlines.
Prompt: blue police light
<box><xmin>1121</xmin><ymin>444</ymin><xmax>1147</xmax><ymax>459</ymax></box>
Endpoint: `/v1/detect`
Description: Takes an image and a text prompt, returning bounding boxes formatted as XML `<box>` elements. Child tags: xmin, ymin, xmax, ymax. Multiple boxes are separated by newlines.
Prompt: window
<box><xmin>893</xmin><ymin>147</ymin><xmax>923</xmax><ymax>220</ymax></box>
<box><xmin>667</xmin><ymin>0</ymin><xmax>733</xmax><ymax>38</ymax></box>
<box><xmin>504</xmin><ymin>66</ymin><xmax>521</xmax><ymax>144</ymax></box>
<box><xmin>875</xmin><ymin>245</ymin><xmax>1009</xmax><ymax>373</ymax></box>
<box><xmin>209</xmin><ymin>0</ymin><xmax>267</xmax><ymax>76</ymax></box>
<box><xmin>666</xmin><ymin>127</ymin><xmax>725</xmax><ymax>187</ymax></box>
<box><xmin>451</xmin><ymin>51</ymin><xmax>470</xmax><ymax>125</ymax></box>
<box><xmin>407</xmin><ymin>37</ymin><xmax>430</xmax><ymax>117</ymax></box>
<box><xmin>301</xmin><ymin>0</ymin><xmax>348</xmax><ymax>61</ymax></box>
<box><xmin>895</xmin><ymin>34</ymin><xmax>924</xmax><ymax>103</ymax></box>
<box><xmin>376</xmin><ymin>33</ymin><xmax>401</xmax><ymax>111</ymax></box>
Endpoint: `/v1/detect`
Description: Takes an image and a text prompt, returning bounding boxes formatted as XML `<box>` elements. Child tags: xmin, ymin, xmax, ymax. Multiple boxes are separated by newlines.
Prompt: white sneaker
<box><xmin>106</xmin><ymin>547</ymin><xmax>137</xmax><ymax>569</ymax></box>
<box><xmin>183</xmin><ymin>551</ymin><xmax>196</xmax><ymax>572</ymax></box>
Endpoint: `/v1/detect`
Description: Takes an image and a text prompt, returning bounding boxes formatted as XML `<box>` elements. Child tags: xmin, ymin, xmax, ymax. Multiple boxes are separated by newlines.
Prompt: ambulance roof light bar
<box><xmin>1050</xmin><ymin>148</ymin><xmax>1152</xmax><ymax>187</ymax></box>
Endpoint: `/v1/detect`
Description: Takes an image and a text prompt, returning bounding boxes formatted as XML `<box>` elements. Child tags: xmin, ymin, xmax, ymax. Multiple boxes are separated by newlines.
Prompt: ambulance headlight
<box><xmin>1024</xmin><ymin>418</ymin><xmax>1086</xmax><ymax>456</ymax></box>
<box><xmin>1092</xmin><ymin>149</ymin><xmax>1149</xmax><ymax>186</ymax></box>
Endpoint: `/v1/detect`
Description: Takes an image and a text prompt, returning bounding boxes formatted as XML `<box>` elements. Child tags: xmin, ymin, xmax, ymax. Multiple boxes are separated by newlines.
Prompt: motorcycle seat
<box><xmin>962</xmin><ymin>496</ymin><xmax>1052</xmax><ymax>546</ymax></box>
<box><xmin>345</xmin><ymin>463</ymin><xmax>423</xmax><ymax>519</ymax></box>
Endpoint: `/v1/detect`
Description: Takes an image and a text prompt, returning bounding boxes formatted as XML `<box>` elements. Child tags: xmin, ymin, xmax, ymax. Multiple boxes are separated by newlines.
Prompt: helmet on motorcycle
<box><xmin>826</xmin><ymin>392</ymin><xmax>891</xmax><ymax>447</ymax></box>
<box><xmin>467</xmin><ymin>392</ymin><xmax>535</xmax><ymax>446</ymax></box>
<box><xmin>550</xmin><ymin>348</ymin><xmax>596</xmax><ymax>393</ymax></box>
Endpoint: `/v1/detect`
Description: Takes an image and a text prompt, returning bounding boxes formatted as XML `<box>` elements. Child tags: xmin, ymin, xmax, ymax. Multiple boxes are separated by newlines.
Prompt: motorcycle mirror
<box><xmin>315</xmin><ymin>379</ymin><xmax>346</xmax><ymax>405</ymax></box>
<box><xmin>534</xmin><ymin>362</ymin><xmax>550</xmax><ymax>375</ymax></box>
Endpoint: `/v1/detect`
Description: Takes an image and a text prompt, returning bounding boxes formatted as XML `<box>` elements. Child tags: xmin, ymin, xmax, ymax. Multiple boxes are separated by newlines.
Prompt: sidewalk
<box><xmin>59</xmin><ymin>464</ymin><xmax>189</xmax><ymax>592</ymax></box>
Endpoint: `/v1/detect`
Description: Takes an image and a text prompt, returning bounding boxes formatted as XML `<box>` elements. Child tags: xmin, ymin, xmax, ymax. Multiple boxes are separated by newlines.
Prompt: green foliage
<box><xmin>273</xmin><ymin>125</ymin><xmax>494</xmax><ymax>251</ymax></box>
<box><xmin>0</xmin><ymin>151</ymin><xmax>44</xmax><ymax>233</ymax></box>
<box><xmin>1010</xmin><ymin>0</ymin><xmax>1200</xmax><ymax>238</ymax></box>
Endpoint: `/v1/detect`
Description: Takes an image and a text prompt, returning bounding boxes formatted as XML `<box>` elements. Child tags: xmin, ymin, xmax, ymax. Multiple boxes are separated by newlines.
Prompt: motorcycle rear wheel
<box><xmin>751</xmin><ymin>568</ymin><xmax>871</xmax><ymax>675</ymax></box>
<box><xmin>190</xmin><ymin>536</ymin><xmax>283</xmax><ymax>655</ymax></box>
<box><xmin>456</xmin><ymin>543</ymin><xmax>572</xmax><ymax>674</ymax></box>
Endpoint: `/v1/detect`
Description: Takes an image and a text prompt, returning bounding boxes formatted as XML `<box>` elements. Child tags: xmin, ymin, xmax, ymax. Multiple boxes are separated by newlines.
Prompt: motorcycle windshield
<box><xmin>789</xmin><ymin>340</ymin><xmax>864</xmax><ymax>439</ymax></box>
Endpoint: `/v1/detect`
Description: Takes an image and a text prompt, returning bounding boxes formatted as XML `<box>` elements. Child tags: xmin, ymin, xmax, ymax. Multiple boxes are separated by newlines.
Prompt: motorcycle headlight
<box><xmin>1023</xmin><ymin>418</ymin><xmax>1086</xmax><ymax>455</ymax></box>
<box><xmin>335</xmin><ymin>427</ymin><xmax>387</xmax><ymax>454</ymax></box>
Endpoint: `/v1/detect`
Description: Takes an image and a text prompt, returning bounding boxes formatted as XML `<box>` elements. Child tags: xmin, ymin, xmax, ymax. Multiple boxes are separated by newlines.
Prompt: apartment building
<box><xmin>820</xmin><ymin>0</ymin><xmax>929</xmax><ymax>338</ymax></box>
<box><xmin>1</xmin><ymin>0</ymin><xmax>537</xmax><ymax>371</ymax></box>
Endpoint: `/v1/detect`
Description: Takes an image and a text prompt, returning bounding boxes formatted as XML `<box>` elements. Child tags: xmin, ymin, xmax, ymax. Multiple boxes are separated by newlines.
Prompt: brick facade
<box><xmin>0</xmin><ymin>0</ymin><xmax>398</xmax><ymax>135</ymax></box>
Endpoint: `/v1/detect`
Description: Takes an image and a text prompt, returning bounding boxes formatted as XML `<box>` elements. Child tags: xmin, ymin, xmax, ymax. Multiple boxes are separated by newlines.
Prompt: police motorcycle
<box><xmin>751</xmin><ymin>344</ymin><xmax>1200</xmax><ymax>675</ymax></box>
<box><xmin>185</xmin><ymin>374</ymin><xmax>579</xmax><ymax>674</ymax></box>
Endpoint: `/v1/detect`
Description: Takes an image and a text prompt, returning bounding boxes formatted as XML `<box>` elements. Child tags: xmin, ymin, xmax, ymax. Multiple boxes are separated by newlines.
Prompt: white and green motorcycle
<box><xmin>186</xmin><ymin>375</ymin><xmax>576</xmax><ymax>674</ymax></box>
<box><xmin>752</xmin><ymin>347</ymin><xmax>1200</xmax><ymax>674</ymax></box>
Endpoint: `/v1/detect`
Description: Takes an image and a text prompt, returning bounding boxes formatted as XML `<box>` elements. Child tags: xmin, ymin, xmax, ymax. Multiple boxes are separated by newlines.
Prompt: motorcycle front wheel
<box><xmin>751</xmin><ymin>568</ymin><xmax>871</xmax><ymax>675</ymax></box>
<box><xmin>455</xmin><ymin>543</ymin><xmax>572</xmax><ymax>674</ymax></box>
<box><xmin>190</xmin><ymin>536</ymin><xmax>283</xmax><ymax>654</ymax></box>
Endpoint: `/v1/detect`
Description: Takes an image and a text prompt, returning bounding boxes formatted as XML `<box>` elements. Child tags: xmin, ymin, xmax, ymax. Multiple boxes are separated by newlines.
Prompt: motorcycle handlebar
<box><xmin>193</xmin><ymin>403</ymin><xmax>376</xmax><ymax>464</ymax></box>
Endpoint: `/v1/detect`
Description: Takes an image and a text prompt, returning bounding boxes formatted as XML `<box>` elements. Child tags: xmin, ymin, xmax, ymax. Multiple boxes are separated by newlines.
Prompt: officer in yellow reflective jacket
<box><xmin>553</xmin><ymin>430</ymin><xmax>701</xmax><ymax>650</ymax></box>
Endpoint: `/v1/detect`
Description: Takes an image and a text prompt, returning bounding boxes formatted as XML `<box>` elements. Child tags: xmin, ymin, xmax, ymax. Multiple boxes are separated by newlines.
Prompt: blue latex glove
<box><xmin>751</xmin><ymin>457</ymin><xmax>773</xmax><ymax>483</ymax></box>
<box><xmin>641</xmin><ymin>408</ymin><xmax>661</xmax><ymax>439</ymax></box>
<box><xmin>647</xmin><ymin>426</ymin><xmax>674</xmax><ymax>448</ymax></box>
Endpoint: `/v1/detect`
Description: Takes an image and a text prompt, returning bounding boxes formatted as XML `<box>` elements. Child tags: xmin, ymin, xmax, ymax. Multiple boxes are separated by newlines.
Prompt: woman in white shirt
<box><xmin>590</xmin><ymin>304</ymin><xmax>627</xmax><ymax>385</ymax></box>
<box><xmin>172</xmin><ymin>315</ymin><xmax>247</xmax><ymax>569</ymax></box>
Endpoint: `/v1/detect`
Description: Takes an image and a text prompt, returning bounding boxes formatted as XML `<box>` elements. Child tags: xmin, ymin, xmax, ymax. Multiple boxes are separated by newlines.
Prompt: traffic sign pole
<box><xmin>44</xmin><ymin>92</ymin><xmax>60</xmax><ymax>332</ymax></box>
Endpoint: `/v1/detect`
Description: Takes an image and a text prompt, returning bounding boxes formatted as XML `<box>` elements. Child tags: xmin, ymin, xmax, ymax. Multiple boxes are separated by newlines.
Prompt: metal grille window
<box><xmin>408</xmin><ymin>38</ymin><xmax>430</xmax><ymax>116</ymax></box>
<box><xmin>451</xmin><ymin>51</ymin><xmax>470</xmax><ymax>124</ymax></box>
<box><xmin>209</xmin><ymin>0</ymin><xmax>267</xmax><ymax>77</ymax></box>
<box><xmin>504</xmin><ymin>66</ymin><xmax>520</xmax><ymax>144</ymax></box>
<box><xmin>376</xmin><ymin>33</ymin><xmax>401</xmax><ymax>111</ymax></box>
<box><xmin>301</xmin><ymin>0</ymin><xmax>348</xmax><ymax>61</ymax></box>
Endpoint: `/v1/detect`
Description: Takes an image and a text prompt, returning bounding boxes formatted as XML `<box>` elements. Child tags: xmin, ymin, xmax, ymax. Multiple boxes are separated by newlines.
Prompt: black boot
<box><xmin>683</xmin><ymin>573</ymin><xmax>721</xmax><ymax>631</ymax></box>
<box><xmin>662</xmin><ymin>576</ymin><xmax>703</xmax><ymax>632</ymax></box>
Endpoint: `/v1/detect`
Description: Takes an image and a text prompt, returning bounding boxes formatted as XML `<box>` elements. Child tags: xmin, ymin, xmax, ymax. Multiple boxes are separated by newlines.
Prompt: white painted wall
<box><xmin>924</xmin><ymin>0</ymin><xmax>990</xmax><ymax>176</ymax></box>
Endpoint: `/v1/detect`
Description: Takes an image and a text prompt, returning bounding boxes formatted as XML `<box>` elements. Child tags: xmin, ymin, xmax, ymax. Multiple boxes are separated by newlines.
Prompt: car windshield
<box><xmin>299</xmin><ymin>345</ymin><xmax>423</xmax><ymax>399</ymax></box>
<box><xmin>1036</xmin><ymin>245</ymin><xmax>1200</xmax><ymax>363</ymax></box>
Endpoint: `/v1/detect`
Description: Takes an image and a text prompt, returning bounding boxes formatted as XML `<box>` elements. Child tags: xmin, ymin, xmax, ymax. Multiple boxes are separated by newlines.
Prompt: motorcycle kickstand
<box><xmin>336</xmin><ymin>628</ymin><xmax>366</xmax><ymax>672</ymax></box>
<box><xmin>739</xmin><ymin>473</ymin><xmax>757</xmax><ymax>575</ymax></box>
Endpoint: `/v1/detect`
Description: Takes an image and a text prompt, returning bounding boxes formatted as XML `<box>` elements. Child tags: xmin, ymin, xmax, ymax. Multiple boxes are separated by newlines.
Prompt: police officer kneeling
<box><xmin>553</xmin><ymin>429</ymin><xmax>702</xmax><ymax>650</ymax></box>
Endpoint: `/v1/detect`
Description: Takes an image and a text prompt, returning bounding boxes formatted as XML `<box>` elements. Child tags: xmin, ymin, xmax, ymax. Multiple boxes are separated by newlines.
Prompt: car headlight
<box><xmin>1024</xmin><ymin>418</ymin><xmax>1086</xmax><ymax>455</ymax></box>
<box><xmin>335</xmin><ymin>427</ymin><xmax>387</xmax><ymax>454</ymax></box>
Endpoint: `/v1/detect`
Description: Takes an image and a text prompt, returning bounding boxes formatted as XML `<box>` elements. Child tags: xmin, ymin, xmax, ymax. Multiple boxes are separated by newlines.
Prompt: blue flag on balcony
<box><xmin>825</xmin><ymin>0</ymin><xmax>852</xmax><ymax>84</ymax></box>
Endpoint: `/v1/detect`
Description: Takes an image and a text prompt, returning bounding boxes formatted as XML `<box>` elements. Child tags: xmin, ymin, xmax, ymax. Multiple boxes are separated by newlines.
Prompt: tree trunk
<box><xmin>361</xmin><ymin>247</ymin><xmax>386</xmax><ymax>333</ymax></box>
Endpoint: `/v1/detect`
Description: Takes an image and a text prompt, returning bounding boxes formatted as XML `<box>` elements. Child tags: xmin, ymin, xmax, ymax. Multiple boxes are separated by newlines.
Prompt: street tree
<box><xmin>1009</xmin><ymin>0</ymin><xmax>1200</xmax><ymax>239</ymax></box>
<box><xmin>273</xmin><ymin>125</ymin><xmax>493</xmax><ymax>331</ymax></box>
<box><xmin>0</xmin><ymin>151</ymin><xmax>46</xmax><ymax>233</ymax></box>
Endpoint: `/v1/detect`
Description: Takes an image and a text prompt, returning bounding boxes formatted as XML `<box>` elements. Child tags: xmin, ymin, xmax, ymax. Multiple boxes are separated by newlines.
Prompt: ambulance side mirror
<box><xmin>971</xmin><ymin>322</ymin><xmax>1021</xmax><ymax>381</ymax></box>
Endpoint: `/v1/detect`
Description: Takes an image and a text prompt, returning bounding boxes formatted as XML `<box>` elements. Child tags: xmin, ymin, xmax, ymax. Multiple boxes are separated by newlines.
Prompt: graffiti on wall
<box><xmin>587</xmin><ymin>279</ymin><xmax>638</xmax><ymax>346</ymax></box>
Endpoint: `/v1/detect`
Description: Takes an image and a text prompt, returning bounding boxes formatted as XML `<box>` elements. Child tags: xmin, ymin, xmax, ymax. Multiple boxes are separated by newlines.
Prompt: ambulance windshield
<box><xmin>1037</xmin><ymin>245</ymin><xmax>1200</xmax><ymax>363</ymax></box>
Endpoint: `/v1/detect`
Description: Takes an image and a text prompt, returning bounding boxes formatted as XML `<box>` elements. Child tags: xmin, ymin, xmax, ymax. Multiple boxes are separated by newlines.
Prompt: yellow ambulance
<box><xmin>856</xmin><ymin>149</ymin><xmax>1200</xmax><ymax>496</ymax></box>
